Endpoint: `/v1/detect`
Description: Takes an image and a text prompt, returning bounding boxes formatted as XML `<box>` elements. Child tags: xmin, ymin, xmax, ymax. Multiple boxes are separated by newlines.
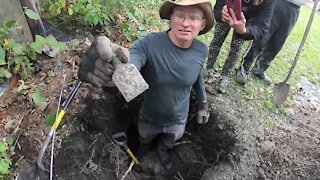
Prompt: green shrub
<box><xmin>0</xmin><ymin>140</ymin><xmax>13</xmax><ymax>179</ymax></box>
<box><xmin>45</xmin><ymin>0</ymin><xmax>132</xmax><ymax>26</ymax></box>
<box><xmin>0</xmin><ymin>20</ymin><xmax>38</xmax><ymax>82</ymax></box>
<box><xmin>0</xmin><ymin>8</ymin><xmax>69</xmax><ymax>83</ymax></box>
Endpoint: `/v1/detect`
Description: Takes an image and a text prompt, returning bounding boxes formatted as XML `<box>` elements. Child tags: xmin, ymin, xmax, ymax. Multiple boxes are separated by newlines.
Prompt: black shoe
<box><xmin>252</xmin><ymin>70</ymin><xmax>272</xmax><ymax>85</ymax></box>
<box><xmin>216</xmin><ymin>76</ymin><xmax>229</xmax><ymax>94</ymax></box>
<box><xmin>157</xmin><ymin>147</ymin><xmax>173</xmax><ymax>170</ymax></box>
<box><xmin>236</xmin><ymin>69</ymin><xmax>248</xmax><ymax>85</ymax></box>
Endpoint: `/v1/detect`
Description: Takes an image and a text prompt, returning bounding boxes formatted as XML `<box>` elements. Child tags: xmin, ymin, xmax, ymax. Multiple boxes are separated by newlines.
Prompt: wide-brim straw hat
<box><xmin>159</xmin><ymin>0</ymin><xmax>215</xmax><ymax>35</ymax></box>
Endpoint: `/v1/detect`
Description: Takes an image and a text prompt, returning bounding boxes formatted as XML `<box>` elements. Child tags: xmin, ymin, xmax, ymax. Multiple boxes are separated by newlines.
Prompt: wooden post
<box><xmin>0</xmin><ymin>0</ymin><xmax>34</xmax><ymax>42</ymax></box>
<box><xmin>20</xmin><ymin>0</ymin><xmax>46</xmax><ymax>38</ymax></box>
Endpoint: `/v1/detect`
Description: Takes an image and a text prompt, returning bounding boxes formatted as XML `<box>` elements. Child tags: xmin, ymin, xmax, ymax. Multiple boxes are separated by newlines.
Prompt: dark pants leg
<box><xmin>241</xmin><ymin>39</ymin><xmax>264</xmax><ymax>75</ymax></box>
<box><xmin>207</xmin><ymin>22</ymin><xmax>231</xmax><ymax>69</ymax></box>
<box><xmin>240</xmin><ymin>0</ymin><xmax>300</xmax><ymax>75</ymax></box>
<box><xmin>138</xmin><ymin>118</ymin><xmax>160</xmax><ymax>145</ymax></box>
<box><xmin>138</xmin><ymin>117</ymin><xmax>186</xmax><ymax>150</ymax></box>
<box><xmin>221</xmin><ymin>32</ymin><xmax>245</xmax><ymax>76</ymax></box>
<box><xmin>158</xmin><ymin>121</ymin><xmax>186</xmax><ymax>150</ymax></box>
<box><xmin>253</xmin><ymin>1</ymin><xmax>300</xmax><ymax>73</ymax></box>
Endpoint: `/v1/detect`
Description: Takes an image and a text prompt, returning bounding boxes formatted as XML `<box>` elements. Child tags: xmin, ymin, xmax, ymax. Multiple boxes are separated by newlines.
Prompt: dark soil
<box><xmin>51</xmin><ymin>87</ymin><xmax>237</xmax><ymax>180</ymax></box>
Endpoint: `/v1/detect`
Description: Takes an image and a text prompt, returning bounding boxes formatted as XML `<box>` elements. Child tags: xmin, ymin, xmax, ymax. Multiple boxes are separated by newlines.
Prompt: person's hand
<box><xmin>221</xmin><ymin>5</ymin><xmax>247</xmax><ymax>34</ymax></box>
<box><xmin>78</xmin><ymin>36</ymin><xmax>129</xmax><ymax>88</ymax></box>
<box><xmin>197</xmin><ymin>101</ymin><xmax>210</xmax><ymax>124</ymax></box>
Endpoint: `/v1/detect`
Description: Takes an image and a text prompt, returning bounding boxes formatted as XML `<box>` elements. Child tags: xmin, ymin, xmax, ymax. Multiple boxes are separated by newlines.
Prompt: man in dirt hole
<box><xmin>78</xmin><ymin>0</ymin><xmax>214</xmax><ymax>170</ymax></box>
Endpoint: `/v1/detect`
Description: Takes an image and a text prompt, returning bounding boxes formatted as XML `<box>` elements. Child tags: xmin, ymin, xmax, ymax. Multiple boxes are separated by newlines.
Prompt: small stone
<box><xmin>42</xmin><ymin>44</ymin><xmax>58</xmax><ymax>58</ymax></box>
<box><xmin>261</xmin><ymin>141</ymin><xmax>275</xmax><ymax>154</ymax></box>
<box><xmin>258</xmin><ymin>167</ymin><xmax>267</xmax><ymax>180</ymax></box>
<box><xmin>5</xmin><ymin>118</ymin><xmax>16</xmax><ymax>133</ymax></box>
<box><xmin>286</xmin><ymin>108</ymin><xmax>295</xmax><ymax>116</ymax></box>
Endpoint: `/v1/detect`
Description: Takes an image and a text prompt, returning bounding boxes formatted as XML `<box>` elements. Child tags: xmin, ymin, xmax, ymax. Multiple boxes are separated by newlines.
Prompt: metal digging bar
<box><xmin>37</xmin><ymin>80</ymin><xmax>82</xmax><ymax>171</ymax></box>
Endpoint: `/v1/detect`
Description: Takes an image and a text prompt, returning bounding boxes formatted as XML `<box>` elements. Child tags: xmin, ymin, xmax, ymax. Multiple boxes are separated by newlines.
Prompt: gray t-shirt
<box><xmin>130</xmin><ymin>32</ymin><xmax>207</xmax><ymax>126</ymax></box>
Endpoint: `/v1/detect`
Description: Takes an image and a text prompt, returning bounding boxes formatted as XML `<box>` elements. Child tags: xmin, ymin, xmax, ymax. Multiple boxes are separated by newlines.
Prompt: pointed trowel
<box><xmin>111</xmin><ymin>48</ymin><xmax>149</xmax><ymax>102</ymax></box>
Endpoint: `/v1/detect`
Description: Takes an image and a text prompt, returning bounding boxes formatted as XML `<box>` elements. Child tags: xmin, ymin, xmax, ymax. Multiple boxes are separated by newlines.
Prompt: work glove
<box><xmin>197</xmin><ymin>101</ymin><xmax>210</xmax><ymax>124</ymax></box>
<box><xmin>78</xmin><ymin>36</ymin><xmax>129</xmax><ymax>88</ymax></box>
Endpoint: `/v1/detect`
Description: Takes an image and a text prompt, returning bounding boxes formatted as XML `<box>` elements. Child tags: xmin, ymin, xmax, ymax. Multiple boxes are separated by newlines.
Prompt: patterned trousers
<box><xmin>207</xmin><ymin>22</ymin><xmax>245</xmax><ymax>76</ymax></box>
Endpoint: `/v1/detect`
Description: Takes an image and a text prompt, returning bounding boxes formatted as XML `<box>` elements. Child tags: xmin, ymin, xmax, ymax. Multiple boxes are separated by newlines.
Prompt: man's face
<box><xmin>170</xmin><ymin>6</ymin><xmax>206</xmax><ymax>42</ymax></box>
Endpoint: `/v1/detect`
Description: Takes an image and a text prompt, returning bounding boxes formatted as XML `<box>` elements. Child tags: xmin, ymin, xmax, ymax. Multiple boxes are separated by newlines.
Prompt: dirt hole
<box><xmin>51</xmin><ymin>88</ymin><xmax>238</xmax><ymax>180</ymax></box>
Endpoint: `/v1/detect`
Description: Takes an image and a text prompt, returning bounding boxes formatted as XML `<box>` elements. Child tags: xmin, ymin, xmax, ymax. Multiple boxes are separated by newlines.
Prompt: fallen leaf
<box><xmin>47</xmin><ymin>70</ymin><xmax>55</xmax><ymax>77</ymax></box>
<box><xmin>5</xmin><ymin>118</ymin><xmax>16</xmax><ymax>133</ymax></box>
<box><xmin>0</xmin><ymin>143</ymin><xmax>7</xmax><ymax>153</ymax></box>
<box><xmin>8</xmin><ymin>75</ymin><xmax>19</xmax><ymax>89</ymax></box>
<box><xmin>6</xmin><ymin>135</ymin><xmax>14</xmax><ymax>145</ymax></box>
<box><xmin>84</xmin><ymin>37</ymin><xmax>92</xmax><ymax>46</ymax></box>
<box><xmin>0</xmin><ymin>110</ymin><xmax>6</xmax><ymax>120</ymax></box>
<box><xmin>32</xmin><ymin>89</ymin><xmax>48</xmax><ymax>111</ymax></box>
<box><xmin>45</xmin><ymin>111</ymin><xmax>56</xmax><ymax>126</ymax></box>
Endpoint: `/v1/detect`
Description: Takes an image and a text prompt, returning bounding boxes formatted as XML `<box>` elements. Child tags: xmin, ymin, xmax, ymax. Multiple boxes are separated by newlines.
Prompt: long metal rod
<box><xmin>37</xmin><ymin>80</ymin><xmax>82</xmax><ymax>172</ymax></box>
<box><xmin>283</xmin><ymin>0</ymin><xmax>319</xmax><ymax>82</ymax></box>
<box><xmin>50</xmin><ymin>74</ymin><xmax>66</xmax><ymax>179</ymax></box>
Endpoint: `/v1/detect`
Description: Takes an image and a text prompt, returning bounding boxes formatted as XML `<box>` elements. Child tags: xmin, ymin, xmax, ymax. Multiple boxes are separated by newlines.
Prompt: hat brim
<box><xmin>159</xmin><ymin>1</ymin><xmax>215</xmax><ymax>35</ymax></box>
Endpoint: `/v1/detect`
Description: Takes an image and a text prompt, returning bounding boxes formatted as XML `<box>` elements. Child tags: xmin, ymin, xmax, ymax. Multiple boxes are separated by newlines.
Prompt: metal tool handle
<box><xmin>37</xmin><ymin>132</ymin><xmax>52</xmax><ymax>172</ymax></box>
<box><xmin>112</xmin><ymin>132</ymin><xmax>139</xmax><ymax>164</ymax></box>
<box><xmin>283</xmin><ymin>0</ymin><xmax>318</xmax><ymax>83</ymax></box>
<box><xmin>112</xmin><ymin>132</ymin><xmax>127</xmax><ymax>142</ymax></box>
<box><xmin>126</xmin><ymin>149</ymin><xmax>139</xmax><ymax>164</ymax></box>
<box><xmin>61</xmin><ymin>80</ymin><xmax>82</xmax><ymax>109</ymax></box>
<box><xmin>37</xmin><ymin>80</ymin><xmax>82</xmax><ymax>171</ymax></box>
<box><xmin>112</xmin><ymin>132</ymin><xmax>128</xmax><ymax>148</ymax></box>
<box><xmin>37</xmin><ymin>110</ymin><xmax>65</xmax><ymax>171</ymax></box>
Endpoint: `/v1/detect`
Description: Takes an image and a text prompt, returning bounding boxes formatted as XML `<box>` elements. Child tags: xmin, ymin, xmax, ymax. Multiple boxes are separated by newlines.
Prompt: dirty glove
<box><xmin>197</xmin><ymin>101</ymin><xmax>210</xmax><ymax>124</ymax></box>
<box><xmin>78</xmin><ymin>36</ymin><xmax>129</xmax><ymax>88</ymax></box>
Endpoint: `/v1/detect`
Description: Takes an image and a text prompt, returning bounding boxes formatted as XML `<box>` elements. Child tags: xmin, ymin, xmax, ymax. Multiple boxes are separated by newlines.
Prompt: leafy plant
<box><xmin>43</xmin><ymin>0</ymin><xmax>138</xmax><ymax>40</ymax></box>
<box><xmin>116</xmin><ymin>0</ymin><xmax>163</xmax><ymax>42</ymax></box>
<box><xmin>48</xmin><ymin>0</ymin><xmax>74</xmax><ymax>16</ymax></box>
<box><xmin>32</xmin><ymin>89</ymin><xmax>48</xmax><ymax>111</ymax></box>
<box><xmin>0</xmin><ymin>19</ymin><xmax>38</xmax><ymax>81</ymax></box>
<box><xmin>31</xmin><ymin>35</ymin><xmax>69</xmax><ymax>54</ymax></box>
<box><xmin>74</xmin><ymin>0</ymin><xmax>114</xmax><ymax>26</ymax></box>
<box><xmin>45</xmin><ymin>111</ymin><xmax>57</xmax><ymax>126</ymax></box>
<box><xmin>24</xmin><ymin>8</ymin><xmax>41</xmax><ymax>20</ymax></box>
<box><xmin>46</xmin><ymin>0</ymin><xmax>130</xmax><ymax>26</ymax></box>
<box><xmin>0</xmin><ymin>8</ymin><xmax>69</xmax><ymax>83</ymax></box>
<box><xmin>0</xmin><ymin>139</ymin><xmax>13</xmax><ymax>179</ymax></box>
<box><xmin>71</xmin><ymin>39</ymin><xmax>80</xmax><ymax>48</ymax></box>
